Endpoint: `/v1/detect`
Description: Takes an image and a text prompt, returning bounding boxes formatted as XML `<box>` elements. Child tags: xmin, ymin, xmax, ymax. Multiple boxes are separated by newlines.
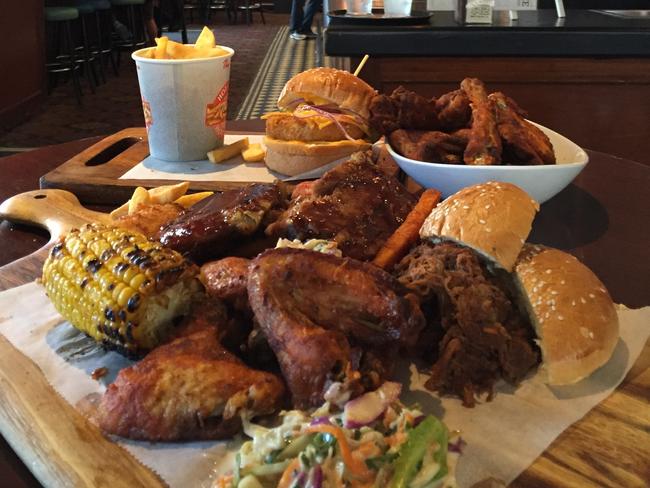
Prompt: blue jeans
<box><xmin>290</xmin><ymin>0</ymin><xmax>321</xmax><ymax>33</ymax></box>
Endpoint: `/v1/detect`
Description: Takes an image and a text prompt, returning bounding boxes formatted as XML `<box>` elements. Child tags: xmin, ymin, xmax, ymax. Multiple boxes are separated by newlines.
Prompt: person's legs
<box><xmin>299</xmin><ymin>0</ymin><xmax>321</xmax><ymax>34</ymax></box>
<box><xmin>289</xmin><ymin>0</ymin><xmax>306</xmax><ymax>32</ymax></box>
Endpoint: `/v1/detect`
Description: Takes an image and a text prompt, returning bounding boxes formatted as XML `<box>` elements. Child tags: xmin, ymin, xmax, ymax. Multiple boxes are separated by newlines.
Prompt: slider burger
<box><xmin>263</xmin><ymin>67</ymin><xmax>377</xmax><ymax>176</ymax></box>
<box><xmin>396</xmin><ymin>181</ymin><xmax>619</xmax><ymax>406</ymax></box>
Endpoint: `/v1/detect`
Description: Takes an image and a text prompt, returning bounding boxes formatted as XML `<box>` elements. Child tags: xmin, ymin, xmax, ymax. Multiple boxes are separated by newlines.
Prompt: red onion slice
<box><xmin>293</xmin><ymin>105</ymin><xmax>357</xmax><ymax>142</ymax></box>
<box><xmin>343</xmin><ymin>382</ymin><xmax>402</xmax><ymax>429</ymax></box>
<box><xmin>309</xmin><ymin>465</ymin><xmax>323</xmax><ymax>488</ymax></box>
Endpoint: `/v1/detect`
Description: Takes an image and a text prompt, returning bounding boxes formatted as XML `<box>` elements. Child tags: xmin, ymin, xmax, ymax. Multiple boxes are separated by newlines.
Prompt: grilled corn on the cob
<box><xmin>42</xmin><ymin>224</ymin><xmax>201</xmax><ymax>357</ymax></box>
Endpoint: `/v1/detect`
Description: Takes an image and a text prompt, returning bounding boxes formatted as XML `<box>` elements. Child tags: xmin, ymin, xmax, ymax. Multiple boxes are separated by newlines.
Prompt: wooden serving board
<box><xmin>40</xmin><ymin>128</ymin><xmax>265</xmax><ymax>206</ymax></box>
<box><xmin>0</xmin><ymin>190</ymin><xmax>649</xmax><ymax>488</ymax></box>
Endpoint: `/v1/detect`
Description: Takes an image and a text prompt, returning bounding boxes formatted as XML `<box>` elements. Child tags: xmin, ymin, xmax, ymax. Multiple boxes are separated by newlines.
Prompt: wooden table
<box><xmin>0</xmin><ymin>120</ymin><xmax>648</xmax><ymax>487</ymax></box>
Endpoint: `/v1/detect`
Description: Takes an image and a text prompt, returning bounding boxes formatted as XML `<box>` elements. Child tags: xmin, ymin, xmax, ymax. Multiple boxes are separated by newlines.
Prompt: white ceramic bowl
<box><xmin>386</xmin><ymin>122</ymin><xmax>588</xmax><ymax>203</ymax></box>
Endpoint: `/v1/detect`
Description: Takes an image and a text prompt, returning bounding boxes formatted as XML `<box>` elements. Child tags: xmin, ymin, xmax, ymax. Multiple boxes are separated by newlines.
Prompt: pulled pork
<box><xmin>395</xmin><ymin>242</ymin><xmax>539</xmax><ymax>407</ymax></box>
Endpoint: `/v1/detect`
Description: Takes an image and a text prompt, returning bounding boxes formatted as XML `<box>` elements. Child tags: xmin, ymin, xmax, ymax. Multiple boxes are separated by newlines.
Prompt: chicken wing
<box><xmin>369</xmin><ymin>86</ymin><xmax>440</xmax><ymax>135</ymax></box>
<box><xmin>247</xmin><ymin>248</ymin><xmax>424</xmax><ymax>408</ymax></box>
<box><xmin>460</xmin><ymin>78</ymin><xmax>502</xmax><ymax>165</ymax></box>
<box><xmin>388</xmin><ymin>129</ymin><xmax>466</xmax><ymax>164</ymax></box>
<box><xmin>435</xmin><ymin>89</ymin><xmax>471</xmax><ymax>131</ymax></box>
<box><xmin>489</xmin><ymin>92</ymin><xmax>556</xmax><ymax>165</ymax></box>
<box><xmin>97</xmin><ymin>300</ymin><xmax>285</xmax><ymax>441</ymax></box>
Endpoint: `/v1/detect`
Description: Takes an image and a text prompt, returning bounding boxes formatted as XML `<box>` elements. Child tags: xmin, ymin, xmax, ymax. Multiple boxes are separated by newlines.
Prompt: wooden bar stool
<box><xmin>44</xmin><ymin>7</ymin><xmax>84</xmax><ymax>105</ymax></box>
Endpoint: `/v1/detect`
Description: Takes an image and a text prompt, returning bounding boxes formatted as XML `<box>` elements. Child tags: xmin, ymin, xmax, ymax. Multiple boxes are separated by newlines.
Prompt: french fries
<box><xmin>207</xmin><ymin>138</ymin><xmax>249</xmax><ymax>164</ymax></box>
<box><xmin>372</xmin><ymin>188</ymin><xmax>442</xmax><ymax>271</ymax></box>
<box><xmin>111</xmin><ymin>182</ymin><xmax>201</xmax><ymax>218</ymax></box>
<box><xmin>242</xmin><ymin>143</ymin><xmax>266</xmax><ymax>162</ymax></box>
<box><xmin>128</xmin><ymin>186</ymin><xmax>150</xmax><ymax>214</ymax></box>
<box><xmin>149</xmin><ymin>181</ymin><xmax>190</xmax><ymax>204</ymax></box>
<box><xmin>142</xmin><ymin>27</ymin><xmax>229</xmax><ymax>60</ymax></box>
<box><xmin>174</xmin><ymin>192</ymin><xmax>213</xmax><ymax>208</ymax></box>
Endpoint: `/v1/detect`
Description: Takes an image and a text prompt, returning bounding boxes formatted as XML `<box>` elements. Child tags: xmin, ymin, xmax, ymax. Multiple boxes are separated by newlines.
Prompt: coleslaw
<box><xmin>213</xmin><ymin>382</ymin><xmax>460</xmax><ymax>488</ymax></box>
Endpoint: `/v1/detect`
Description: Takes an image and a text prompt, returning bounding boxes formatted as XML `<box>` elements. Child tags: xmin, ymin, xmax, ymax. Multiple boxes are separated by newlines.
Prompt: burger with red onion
<box><xmin>262</xmin><ymin>67</ymin><xmax>377</xmax><ymax>176</ymax></box>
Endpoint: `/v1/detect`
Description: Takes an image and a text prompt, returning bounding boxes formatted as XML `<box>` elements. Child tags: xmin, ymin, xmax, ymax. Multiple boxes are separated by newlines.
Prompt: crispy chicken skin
<box><xmin>388</xmin><ymin>130</ymin><xmax>466</xmax><ymax>164</ymax></box>
<box><xmin>369</xmin><ymin>86</ymin><xmax>440</xmax><ymax>135</ymax></box>
<box><xmin>113</xmin><ymin>202</ymin><xmax>184</xmax><ymax>239</ymax></box>
<box><xmin>97</xmin><ymin>301</ymin><xmax>285</xmax><ymax>441</ymax></box>
<box><xmin>247</xmin><ymin>248</ymin><xmax>425</xmax><ymax>408</ymax></box>
<box><xmin>435</xmin><ymin>89</ymin><xmax>471</xmax><ymax>131</ymax></box>
<box><xmin>201</xmin><ymin>257</ymin><xmax>251</xmax><ymax>315</ymax></box>
<box><xmin>265</xmin><ymin>114</ymin><xmax>366</xmax><ymax>141</ymax></box>
<box><xmin>460</xmin><ymin>78</ymin><xmax>502</xmax><ymax>165</ymax></box>
<box><xmin>490</xmin><ymin>92</ymin><xmax>556</xmax><ymax>165</ymax></box>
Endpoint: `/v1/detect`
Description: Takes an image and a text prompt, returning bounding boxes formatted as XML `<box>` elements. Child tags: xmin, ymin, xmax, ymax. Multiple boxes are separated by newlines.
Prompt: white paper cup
<box><xmin>132</xmin><ymin>46</ymin><xmax>234</xmax><ymax>162</ymax></box>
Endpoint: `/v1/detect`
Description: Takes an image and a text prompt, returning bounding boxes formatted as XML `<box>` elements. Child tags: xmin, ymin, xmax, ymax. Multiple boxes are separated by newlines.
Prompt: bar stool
<box><xmin>88</xmin><ymin>0</ymin><xmax>117</xmax><ymax>79</ymax></box>
<box><xmin>71</xmin><ymin>1</ymin><xmax>101</xmax><ymax>89</ymax></box>
<box><xmin>111</xmin><ymin>0</ymin><xmax>147</xmax><ymax>65</ymax></box>
<box><xmin>44</xmin><ymin>7</ymin><xmax>84</xmax><ymax>105</ymax></box>
<box><xmin>236</xmin><ymin>0</ymin><xmax>265</xmax><ymax>24</ymax></box>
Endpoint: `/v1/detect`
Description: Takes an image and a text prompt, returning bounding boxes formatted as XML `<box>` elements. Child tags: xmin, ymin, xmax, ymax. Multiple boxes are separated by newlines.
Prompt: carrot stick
<box><xmin>277</xmin><ymin>458</ymin><xmax>301</xmax><ymax>488</ymax></box>
<box><xmin>304</xmin><ymin>424</ymin><xmax>373</xmax><ymax>481</ymax></box>
<box><xmin>372</xmin><ymin>188</ymin><xmax>442</xmax><ymax>270</ymax></box>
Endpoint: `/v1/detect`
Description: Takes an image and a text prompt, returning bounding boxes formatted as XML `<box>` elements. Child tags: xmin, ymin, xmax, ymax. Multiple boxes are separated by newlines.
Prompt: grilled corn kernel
<box><xmin>42</xmin><ymin>224</ymin><xmax>201</xmax><ymax>357</ymax></box>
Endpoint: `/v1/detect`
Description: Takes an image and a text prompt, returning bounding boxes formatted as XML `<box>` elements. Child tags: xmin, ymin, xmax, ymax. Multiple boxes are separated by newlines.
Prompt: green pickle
<box><xmin>389</xmin><ymin>416</ymin><xmax>449</xmax><ymax>488</ymax></box>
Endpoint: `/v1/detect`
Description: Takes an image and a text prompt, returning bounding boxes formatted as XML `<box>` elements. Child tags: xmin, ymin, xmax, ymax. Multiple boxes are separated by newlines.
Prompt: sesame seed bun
<box><xmin>514</xmin><ymin>244</ymin><xmax>619</xmax><ymax>385</ymax></box>
<box><xmin>419</xmin><ymin>181</ymin><xmax>539</xmax><ymax>271</ymax></box>
<box><xmin>277</xmin><ymin>68</ymin><xmax>377</xmax><ymax>120</ymax></box>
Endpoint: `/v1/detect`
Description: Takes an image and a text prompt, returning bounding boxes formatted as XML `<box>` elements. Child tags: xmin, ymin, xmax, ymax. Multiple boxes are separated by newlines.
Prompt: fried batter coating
<box><xmin>201</xmin><ymin>257</ymin><xmax>251</xmax><ymax>315</ymax></box>
<box><xmin>369</xmin><ymin>86</ymin><xmax>440</xmax><ymax>135</ymax></box>
<box><xmin>460</xmin><ymin>78</ymin><xmax>502</xmax><ymax>165</ymax></box>
<box><xmin>265</xmin><ymin>114</ymin><xmax>366</xmax><ymax>141</ymax></box>
<box><xmin>113</xmin><ymin>203</ymin><xmax>184</xmax><ymax>239</ymax></box>
<box><xmin>389</xmin><ymin>129</ymin><xmax>466</xmax><ymax>164</ymax></box>
<box><xmin>247</xmin><ymin>248</ymin><xmax>425</xmax><ymax>408</ymax></box>
<box><xmin>97</xmin><ymin>301</ymin><xmax>285</xmax><ymax>441</ymax></box>
<box><xmin>490</xmin><ymin>92</ymin><xmax>556</xmax><ymax>165</ymax></box>
<box><xmin>435</xmin><ymin>89</ymin><xmax>471</xmax><ymax>131</ymax></box>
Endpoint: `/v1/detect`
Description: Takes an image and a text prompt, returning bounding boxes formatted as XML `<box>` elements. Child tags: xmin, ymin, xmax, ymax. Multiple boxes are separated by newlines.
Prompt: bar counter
<box><xmin>325</xmin><ymin>9</ymin><xmax>650</xmax><ymax>57</ymax></box>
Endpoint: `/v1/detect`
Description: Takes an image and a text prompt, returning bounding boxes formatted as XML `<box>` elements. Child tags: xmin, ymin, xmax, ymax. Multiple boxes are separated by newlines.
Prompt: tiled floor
<box><xmin>0</xmin><ymin>12</ymin><xmax>297</xmax><ymax>151</ymax></box>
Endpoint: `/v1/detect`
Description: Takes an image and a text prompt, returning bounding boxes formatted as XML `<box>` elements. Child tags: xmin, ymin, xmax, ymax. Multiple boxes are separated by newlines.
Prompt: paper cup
<box><xmin>132</xmin><ymin>46</ymin><xmax>234</xmax><ymax>162</ymax></box>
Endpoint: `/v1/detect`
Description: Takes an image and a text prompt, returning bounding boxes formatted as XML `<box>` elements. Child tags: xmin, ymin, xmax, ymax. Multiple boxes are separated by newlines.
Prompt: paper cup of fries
<box><xmin>132</xmin><ymin>28</ymin><xmax>234</xmax><ymax>162</ymax></box>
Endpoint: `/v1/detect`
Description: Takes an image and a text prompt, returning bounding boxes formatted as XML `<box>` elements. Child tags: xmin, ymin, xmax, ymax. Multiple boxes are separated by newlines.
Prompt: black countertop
<box><xmin>324</xmin><ymin>9</ymin><xmax>650</xmax><ymax>57</ymax></box>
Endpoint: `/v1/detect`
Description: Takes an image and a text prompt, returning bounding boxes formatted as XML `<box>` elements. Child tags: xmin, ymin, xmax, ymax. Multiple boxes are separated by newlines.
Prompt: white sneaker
<box><xmin>290</xmin><ymin>31</ymin><xmax>307</xmax><ymax>41</ymax></box>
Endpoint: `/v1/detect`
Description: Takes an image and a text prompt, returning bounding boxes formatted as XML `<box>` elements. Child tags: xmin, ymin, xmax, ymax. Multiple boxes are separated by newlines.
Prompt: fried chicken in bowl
<box><xmin>387</xmin><ymin>121</ymin><xmax>588</xmax><ymax>203</ymax></box>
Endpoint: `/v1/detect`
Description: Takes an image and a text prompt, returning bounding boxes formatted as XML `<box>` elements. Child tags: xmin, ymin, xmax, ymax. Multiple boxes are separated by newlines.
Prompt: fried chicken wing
<box><xmin>201</xmin><ymin>257</ymin><xmax>251</xmax><ymax>315</ymax></box>
<box><xmin>113</xmin><ymin>202</ymin><xmax>185</xmax><ymax>239</ymax></box>
<box><xmin>460</xmin><ymin>78</ymin><xmax>502</xmax><ymax>165</ymax></box>
<box><xmin>247</xmin><ymin>248</ymin><xmax>425</xmax><ymax>408</ymax></box>
<box><xmin>369</xmin><ymin>86</ymin><xmax>440</xmax><ymax>135</ymax></box>
<box><xmin>489</xmin><ymin>92</ymin><xmax>556</xmax><ymax>165</ymax></box>
<box><xmin>435</xmin><ymin>89</ymin><xmax>471</xmax><ymax>131</ymax></box>
<box><xmin>97</xmin><ymin>300</ymin><xmax>285</xmax><ymax>441</ymax></box>
<box><xmin>388</xmin><ymin>129</ymin><xmax>466</xmax><ymax>164</ymax></box>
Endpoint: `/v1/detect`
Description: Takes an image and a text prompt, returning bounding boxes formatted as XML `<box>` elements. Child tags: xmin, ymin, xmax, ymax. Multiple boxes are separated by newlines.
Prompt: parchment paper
<box><xmin>1</xmin><ymin>281</ymin><xmax>648</xmax><ymax>487</ymax></box>
<box><xmin>119</xmin><ymin>134</ymin><xmax>278</xmax><ymax>183</ymax></box>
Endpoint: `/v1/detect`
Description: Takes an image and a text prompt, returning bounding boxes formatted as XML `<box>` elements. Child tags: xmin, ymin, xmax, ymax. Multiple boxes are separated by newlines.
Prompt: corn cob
<box><xmin>42</xmin><ymin>224</ymin><xmax>202</xmax><ymax>357</ymax></box>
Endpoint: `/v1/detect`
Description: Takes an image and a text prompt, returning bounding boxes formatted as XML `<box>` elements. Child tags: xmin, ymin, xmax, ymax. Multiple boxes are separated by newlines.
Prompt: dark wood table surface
<box><xmin>0</xmin><ymin>119</ymin><xmax>648</xmax><ymax>487</ymax></box>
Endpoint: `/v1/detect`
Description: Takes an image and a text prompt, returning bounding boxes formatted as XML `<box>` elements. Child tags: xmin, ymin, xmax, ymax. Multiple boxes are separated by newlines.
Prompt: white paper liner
<box><xmin>1</xmin><ymin>281</ymin><xmax>648</xmax><ymax>487</ymax></box>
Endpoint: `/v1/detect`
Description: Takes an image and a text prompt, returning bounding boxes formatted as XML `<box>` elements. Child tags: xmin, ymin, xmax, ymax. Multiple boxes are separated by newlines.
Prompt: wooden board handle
<box><xmin>0</xmin><ymin>189</ymin><xmax>111</xmax><ymax>242</ymax></box>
